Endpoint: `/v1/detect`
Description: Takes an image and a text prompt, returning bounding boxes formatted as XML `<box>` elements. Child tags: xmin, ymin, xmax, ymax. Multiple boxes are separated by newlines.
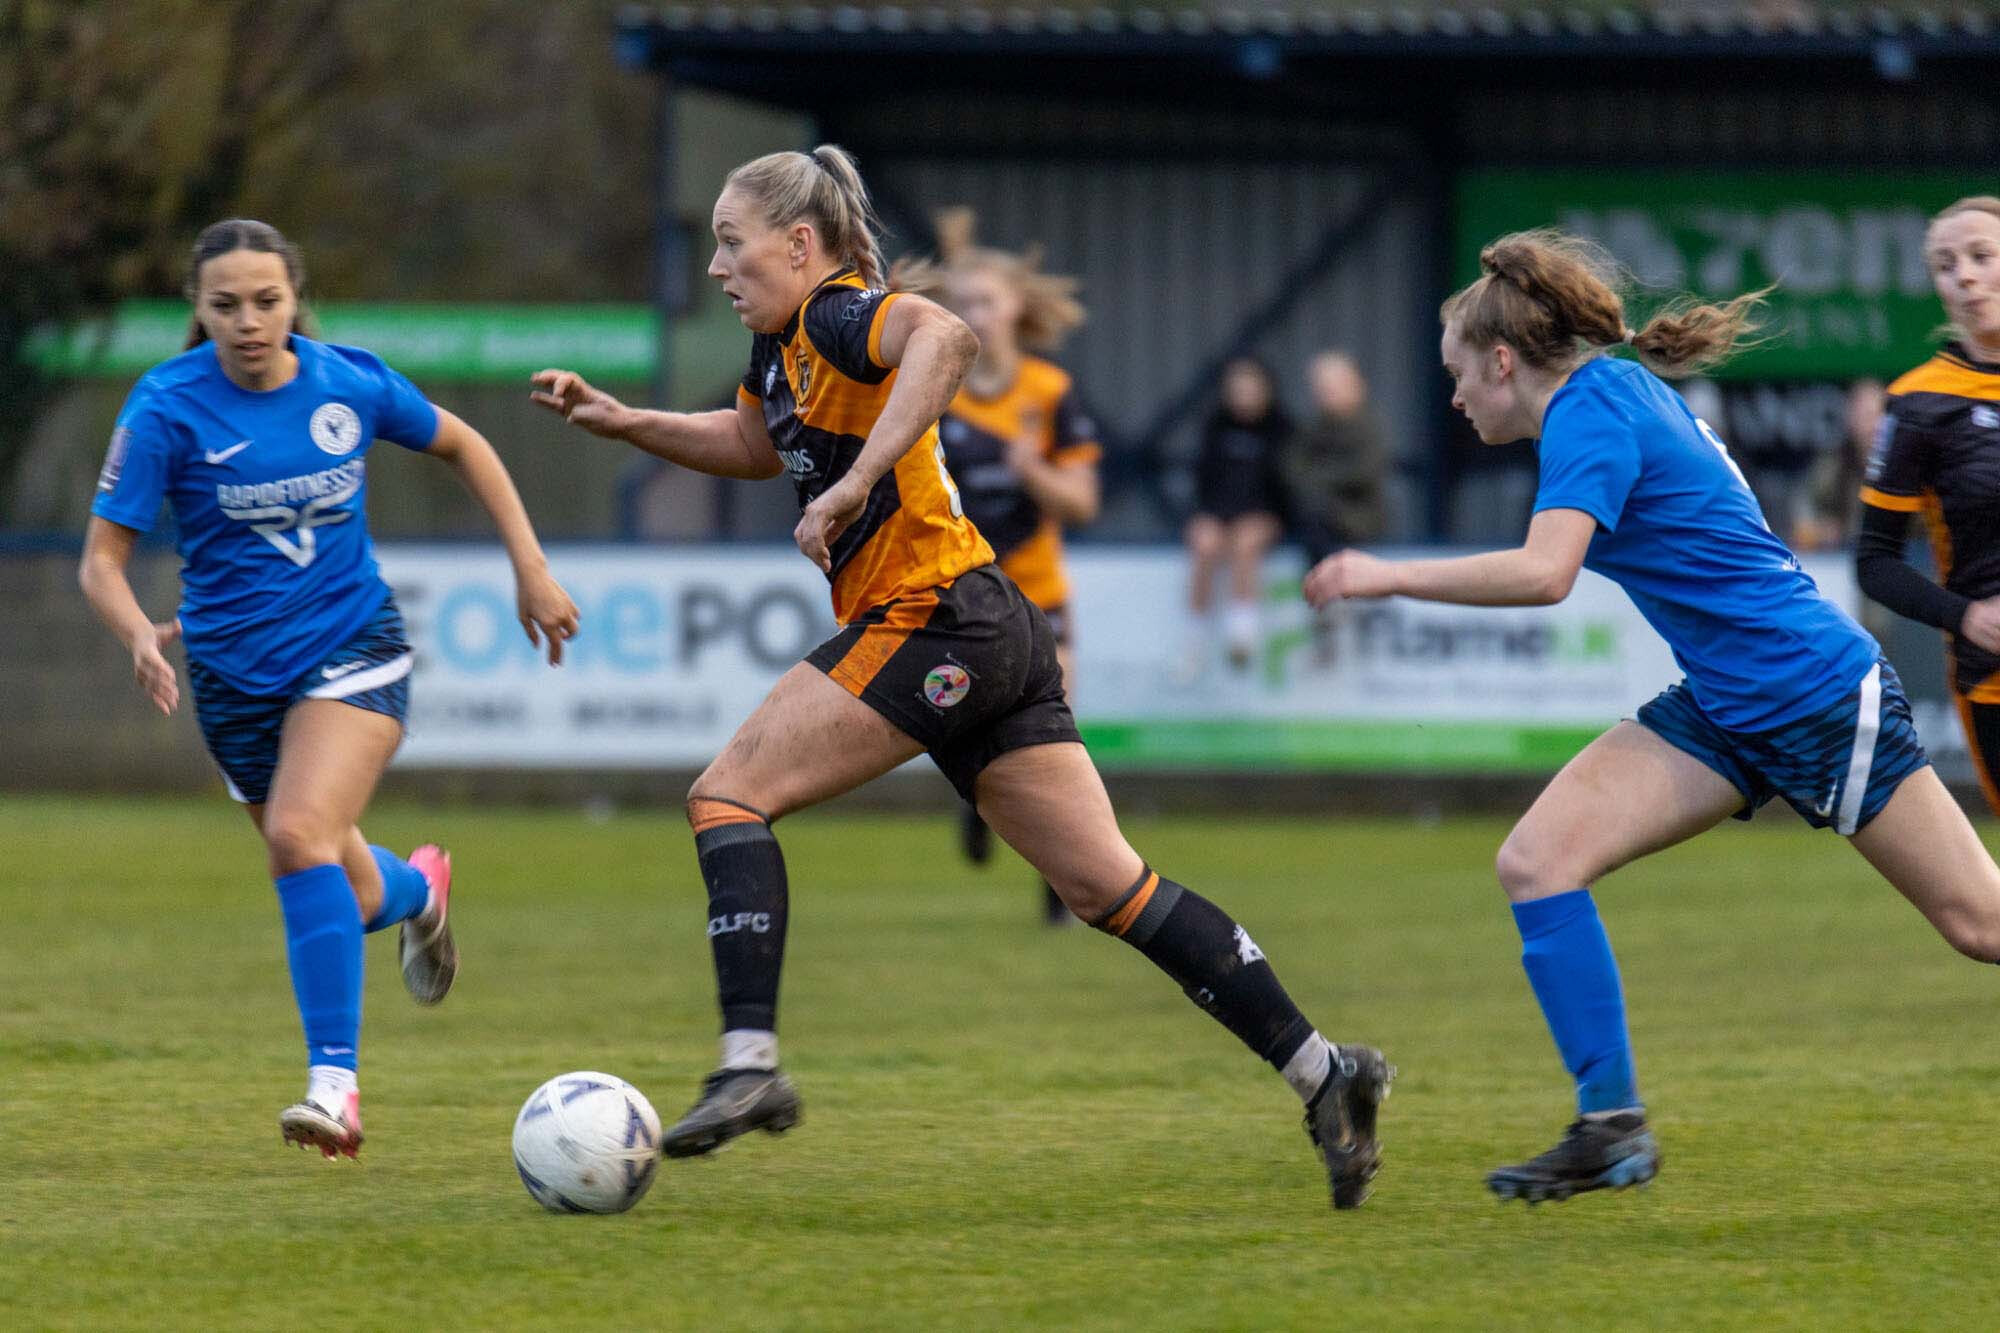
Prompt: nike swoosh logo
<box><xmin>205</xmin><ymin>440</ymin><xmax>253</xmax><ymax>465</ymax></box>
<box><xmin>321</xmin><ymin>661</ymin><xmax>367</xmax><ymax>679</ymax></box>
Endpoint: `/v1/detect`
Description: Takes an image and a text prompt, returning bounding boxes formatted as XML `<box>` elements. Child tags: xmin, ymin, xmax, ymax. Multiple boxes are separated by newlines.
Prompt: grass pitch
<box><xmin>5</xmin><ymin>793</ymin><xmax>1999</xmax><ymax>1330</ymax></box>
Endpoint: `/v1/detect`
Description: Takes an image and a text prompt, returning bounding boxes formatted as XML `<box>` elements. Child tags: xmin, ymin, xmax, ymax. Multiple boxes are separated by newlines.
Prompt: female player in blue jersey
<box><xmin>1307</xmin><ymin>229</ymin><xmax>2000</xmax><ymax>1203</ymax></box>
<box><xmin>79</xmin><ymin>219</ymin><xmax>578</xmax><ymax>1159</ymax></box>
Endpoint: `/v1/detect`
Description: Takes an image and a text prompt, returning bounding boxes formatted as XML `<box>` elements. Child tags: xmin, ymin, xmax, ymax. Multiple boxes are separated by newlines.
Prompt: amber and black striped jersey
<box><xmin>936</xmin><ymin>356</ymin><xmax>1100</xmax><ymax>611</ymax></box>
<box><xmin>738</xmin><ymin>268</ymin><xmax>993</xmax><ymax>625</ymax></box>
<box><xmin>1860</xmin><ymin>342</ymin><xmax>2000</xmax><ymax>695</ymax></box>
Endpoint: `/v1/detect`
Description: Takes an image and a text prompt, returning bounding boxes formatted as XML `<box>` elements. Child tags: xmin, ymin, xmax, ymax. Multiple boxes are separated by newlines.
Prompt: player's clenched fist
<box><xmin>530</xmin><ymin>368</ymin><xmax>631</xmax><ymax>439</ymax></box>
<box><xmin>795</xmin><ymin>475</ymin><xmax>869</xmax><ymax>574</ymax></box>
<box><xmin>1303</xmin><ymin>550</ymin><xmax>1398</xmax><ymax>608</ymax></box>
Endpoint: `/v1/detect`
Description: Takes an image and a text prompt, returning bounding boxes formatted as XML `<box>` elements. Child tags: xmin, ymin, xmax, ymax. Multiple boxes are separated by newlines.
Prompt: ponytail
<box><xmin>889</xmin><ymin>206</ymin><xmax>1086</xmax><ymax>352</ymax></box>
<box><xmin>1444</xmin><ymin>227</ymin><xmax>1764</xmax><ymax>378</ymax></box>
<box><xmin>726</xmin><ymin>144</ymin><xmax>886</xmax><ymax>289</ymax></box>
<box><xmin>1627</xmin><ymin>291</ymin><xmax>1769</xmax><ymax>379</ymax></box>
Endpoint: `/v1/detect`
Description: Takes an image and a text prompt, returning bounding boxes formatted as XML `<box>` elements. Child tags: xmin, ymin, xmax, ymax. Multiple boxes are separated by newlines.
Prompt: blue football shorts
<box><xmin>186</xmin><ymin>596</ymin><xmax>412</xmax><ymax>805</ymax></box>
<box><xmin>1635</xmin><ymin>656</ymin><xmax>1929</xmax><ymax>836</ymax></box>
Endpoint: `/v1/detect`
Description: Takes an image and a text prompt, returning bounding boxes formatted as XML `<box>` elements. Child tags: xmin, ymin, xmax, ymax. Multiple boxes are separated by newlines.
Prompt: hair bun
<box><xmin>932</xmin><ymin>207</ymin><xmax>977</xmax><ymax>262</ymax></box>
<box><xmin>1479</xmin><ymin>240</ymin><xmax>1536</xmax><ymax>291</ymax></box>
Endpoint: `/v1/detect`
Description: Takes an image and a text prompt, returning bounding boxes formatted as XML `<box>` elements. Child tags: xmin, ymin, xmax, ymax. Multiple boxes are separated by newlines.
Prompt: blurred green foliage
<box><xmin>0</xmin><ymin>0</ymin><xmax>655</xmax><ymax>507</ymax></box>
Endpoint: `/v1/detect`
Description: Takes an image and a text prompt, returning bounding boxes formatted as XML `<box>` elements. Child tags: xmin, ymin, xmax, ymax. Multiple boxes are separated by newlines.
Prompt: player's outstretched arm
<box><xmin>77</xmin><ymin>517</ymin><xmax>181</xmax><ymax>715</ymax></box>
<box><xmin>529</xmin><ymin>368</ymin><xmax>783</xmax><ymax>481</ymax></box>
<box><xmin>794</xmin><ymin>297</ymin><xmax>978</xmax><ymax>571</ymax></box>
<box><xmin>426</xmin><ymin>408</ymin><xmax>580</xmax><ymax>665</ymax></box>
<box><xmin>1305</xmin><ymin>507</ymin><xmax>1596</xmax><ymax>609</ymax></box>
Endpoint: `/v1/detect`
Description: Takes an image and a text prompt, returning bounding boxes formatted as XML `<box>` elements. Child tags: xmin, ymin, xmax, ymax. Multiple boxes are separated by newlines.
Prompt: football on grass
<box><xmin>512</xmin><ymin>1071</ymin><xmax>661</xmax><ymax>1214</ymax></box>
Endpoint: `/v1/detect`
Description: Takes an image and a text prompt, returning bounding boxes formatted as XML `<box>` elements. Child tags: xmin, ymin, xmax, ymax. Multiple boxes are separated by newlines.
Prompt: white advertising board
<box><xmin>381</xmin><ymin>545</ymin><xmax>836</xmax><ymax>768</ymax></box>
<box><xmin>380</xmin><ymin>544</ymin><xmax>1862</xmax><ymax>774</ymax></box>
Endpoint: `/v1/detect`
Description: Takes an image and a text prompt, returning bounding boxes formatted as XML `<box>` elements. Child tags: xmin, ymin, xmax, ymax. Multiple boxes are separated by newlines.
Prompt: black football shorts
<box><xmin>806</xmin><ymin>564</ymin><xmax>1081</xmax><ymax>799</ymax></box>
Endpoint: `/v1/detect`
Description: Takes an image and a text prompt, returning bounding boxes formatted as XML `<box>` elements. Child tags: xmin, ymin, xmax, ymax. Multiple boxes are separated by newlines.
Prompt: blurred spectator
<box><xmin>1184</xmin><ymin>356</ymin><xmax>1291</xmax><ymax>673</ymax></box>
<box><xmin>1283</xmin><ymin>350</ymin><xmax>1389</xmax><ymax>564</ymax></box>
<box><xmin>1790</xmin><ymin>378</ymin><xmax>1886</xmax><ymax>553</ymax></box>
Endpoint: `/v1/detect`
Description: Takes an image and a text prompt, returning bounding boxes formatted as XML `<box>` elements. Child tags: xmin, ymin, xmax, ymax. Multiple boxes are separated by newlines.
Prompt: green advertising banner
<box><xmin>1457</xmin><ymin>171</ymin><xmax>1984</xmax><ymax>379</ymax></box>
<box><xmin>26</xmin><ymin>301</ymin><xmax>659</xmax><ymax>383</ymax></box>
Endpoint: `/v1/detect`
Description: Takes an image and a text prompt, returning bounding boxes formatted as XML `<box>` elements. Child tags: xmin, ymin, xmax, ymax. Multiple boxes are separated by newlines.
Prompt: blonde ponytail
<box><xmin>725</xmin><ymin>144</ymin><xmax>886</xmax><ymax>288</ymax></box>
<box><xmin>887</xmin><ymin>207</ymin><xmax>1086</xmax><ymax>352</ymax></box>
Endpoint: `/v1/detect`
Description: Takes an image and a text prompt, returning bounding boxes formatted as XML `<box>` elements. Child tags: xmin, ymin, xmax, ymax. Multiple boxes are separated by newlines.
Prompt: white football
<box><xmin>511</xmin><ymin>1071</ymin><xmax>662</xmax><ymax>1214</ymax></box>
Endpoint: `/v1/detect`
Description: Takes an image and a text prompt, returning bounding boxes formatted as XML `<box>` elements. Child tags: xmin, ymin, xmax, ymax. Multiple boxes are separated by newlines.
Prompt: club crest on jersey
<box><xmin>1974</xmin><ymin>406</ymin><xmax>2000</xmax><ymax>430</ymax></box>
<box><xmin>789</xmin><ymin>355</ymin><xmax>813</xmax><ymax>403</ymax></box>
<box><xmin>923</xmin><ymin>663</ymin><xmax>972</xmax><ymax>709</ymax></box>
<box><xmin>309</xmin><ymin>402</ymin><xmax>363</xmax><ymax>456</ymax></box>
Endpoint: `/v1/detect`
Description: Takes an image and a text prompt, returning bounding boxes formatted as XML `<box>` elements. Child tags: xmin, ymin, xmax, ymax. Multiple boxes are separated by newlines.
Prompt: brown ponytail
<box><xmin>182</xmin><ymin>218</ymin><xmax>314</xmax><ymax>350</ymax></box>
<box><xmin>725</xmin><ymin>144</ymin><xmax>886</xmax><ymax>289</ymax></box>
<box><xmin>1443</xmin><ymin>227</ymin><xmax>1765</xmax><ymax>379</ymax></box>
<box><xmin>888</xmin><ymin>206</ymin><xmax>1086</xmax><ymax>351</ymax></box>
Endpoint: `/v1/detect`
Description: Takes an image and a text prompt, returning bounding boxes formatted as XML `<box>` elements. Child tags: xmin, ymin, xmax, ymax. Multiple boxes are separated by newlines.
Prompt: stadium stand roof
<box><xmin>617</xmin><ymin>2</ymin><xmax>2000</xmax><ymax>103</ymax></box>
<box><xmin>619</xmin><ymin>2</ymin><xmax>2000</xmax><ymax>49</ymax></box>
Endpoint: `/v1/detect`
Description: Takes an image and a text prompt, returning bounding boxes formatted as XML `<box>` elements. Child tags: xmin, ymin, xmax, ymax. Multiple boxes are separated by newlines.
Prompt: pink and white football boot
<box><xmin>280</xmin><ymin>1090</ymin><xmax>364</xmax><ymax>1160</ymax></box>
<box><xmin>399</xmin><ymin>844</ymin><xmax>457</xmax><ymax>1005</ymax></box>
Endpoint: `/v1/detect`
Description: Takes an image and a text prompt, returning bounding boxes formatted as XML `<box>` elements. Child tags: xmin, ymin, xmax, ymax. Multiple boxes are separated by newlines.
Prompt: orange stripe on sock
<box><xmin>1104</xmin><ymin>871</ymin><xmax>1160</xmax><ymax>937</ymax></box>
<box><xmin>827</xmin><ymin>591</ymin><xmax>940</xmax><ymax>696</ymax></box>
<box><xmin>689</xmin><ymin>798</ymin><xmax>768</xmax><ymax>834</ymax></box>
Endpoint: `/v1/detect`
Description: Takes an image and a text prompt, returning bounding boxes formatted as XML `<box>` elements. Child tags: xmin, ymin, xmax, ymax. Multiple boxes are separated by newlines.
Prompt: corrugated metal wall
<box><xmin>856</xmin><ymin>146</ymin><xmax>1438</xmax><ymax>538</ymax></box>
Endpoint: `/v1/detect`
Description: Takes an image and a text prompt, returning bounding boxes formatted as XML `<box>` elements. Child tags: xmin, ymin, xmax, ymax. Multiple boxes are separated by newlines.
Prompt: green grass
<box><xmin>5</xmin><ymin>795</ymin><xmax>2000</xmax><ymax>1330</ymax></box>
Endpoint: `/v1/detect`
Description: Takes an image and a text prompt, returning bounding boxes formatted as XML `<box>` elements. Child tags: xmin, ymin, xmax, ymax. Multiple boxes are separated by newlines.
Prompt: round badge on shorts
<box><xmin>309</xmin><ymin>402</ymin><xmax>364</xmax><ymax>456</ymax></box>
<box><xmin>923</xmin><ymin>664</ymin><xmax>971</xmax><ymax>708</ymax></box>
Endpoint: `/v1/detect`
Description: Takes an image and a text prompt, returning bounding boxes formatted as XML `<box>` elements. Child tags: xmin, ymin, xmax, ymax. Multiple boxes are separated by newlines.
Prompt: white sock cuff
<box><xmin>1225</xmin><ymin>601</ymin><xmax>1259</xmax><ymax>644</ymax></box>
<box><xmin>721</xmin><ymin>1029</ymin><xmax>779</xmax><ymax>1071</ymax></box>
<box><xmin>307</xmin><ymin>1065</ymin><xmax>358</xmax><ymax>1101</ymax></box>
<box><xmin>1281</xmin><ymin>1032</ymin><xmax>1334</xmax><ymax>1103</ymax></box>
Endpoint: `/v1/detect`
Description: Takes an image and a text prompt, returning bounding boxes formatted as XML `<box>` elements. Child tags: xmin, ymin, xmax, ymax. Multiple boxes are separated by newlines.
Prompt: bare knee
<box><xmin>1185</xmin><ymin>519</ymin><xmax>1224</xmax><ymax>562</ymax></box>
<box><xmin>1229</xmin><ymin>523</ymin><xmax>1274</xmax><ymax>563</ymax></box>
<box><xmin>1044</xmin><ymin>869</ymin><xmax>1120</xmax><ymax>924</ymax></box>
<box><xmin>1936</xmin><ymin>906</ymin><xmax>2000</xmax><ymax>963</ymax></box>
<box><xmin>263</xmin><ymin>810</ymin><xmax>344</xmax><ymax>878</ymax></box>
<box><xmin>1034</xmin><ymin>840</ymin><xmax>1149</xmax><ymax>924</ymax></box>
<box><xmin>1494</xmin><ymin>831</ymin><xmax>1574</xmax><ymax>904</ymax></box>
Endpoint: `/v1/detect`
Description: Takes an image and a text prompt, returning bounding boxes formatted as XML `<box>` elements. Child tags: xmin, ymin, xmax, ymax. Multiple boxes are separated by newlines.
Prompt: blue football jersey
<box><xmin>1535</xmin><ymin>356</ymin><xmax>1876</xmax><ymax>731</ymax></box>
<box><xmin>91</xmin><ymin>336</ymin><xmax>439</xmax><ymax>695</ymax></box>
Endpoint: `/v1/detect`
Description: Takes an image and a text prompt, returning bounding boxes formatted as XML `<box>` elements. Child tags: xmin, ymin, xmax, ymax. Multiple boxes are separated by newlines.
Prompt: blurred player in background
<box><xmin>533</xmin><ymin>145</ymin><xmax>1394</xmax><ymax>1210</ymax></box>
<box><xmin>1856</xmin><ymin>197</ymin><xmax>2000</xmax><ymax>813</ymax></box>
<box><xmin>1283</xmin><ymin>350</ymin><xmax>1390</xmax><ymax>663</ymax></box>
<box><xmin>893</xmin><ymin>208</ymin><xmax>1100</xmax><ymax>925</ymax></box>
<box><xmin>1308</xmin><ymin>228</ymin><xmax>2000</xmax><ymax>1204</ymax></box>
<box><xmin>79</xmin><ymin>219</ymin><xmax>578</xmax><ymax>1159</ymax></box>
<box><xmin>1284</xmin><ymin>350</ymin><xmax>1389</xmax><ymax>567</ymax></box>
<box><xmin>1789</xmin><ymin>378</ymin><xmax>1884</xmax><ymax>553</ymax></box>
<box><xmin>1183</xmin><ymin>356</ymin><xmax>1291</xmax><ymax>676</ymax></box>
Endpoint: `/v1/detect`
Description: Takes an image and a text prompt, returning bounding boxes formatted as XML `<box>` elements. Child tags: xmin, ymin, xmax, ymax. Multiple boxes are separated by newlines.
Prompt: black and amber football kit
<box><xmin>1856</xmin><ymin>341</ymin><xmax>2000</xmax><ymax>811</ymax></box>
<box><xmin>936</xmin><ymin>354</ymin><xmax>1101</xmax><ymax>645</ymax></box>
<box><xmin>670</xmin><ymin>269</ymin><xmax>1376</xmax><ymax>1208</ymax></box>
<box><xmin>736</xmin><ymin>268</ymin><xmax>1081</xmax><ymax>796</ymax></box>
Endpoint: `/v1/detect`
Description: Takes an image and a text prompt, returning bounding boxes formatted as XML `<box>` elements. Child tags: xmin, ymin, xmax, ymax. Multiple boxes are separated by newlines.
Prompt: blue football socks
<box><xmin>364</xmin><ymin>845</ymin><xmax>431</xmax><ymax>934</ymax></box>
<box><xmin>273</xmin><ymin>864</ymin><xmax>364</xmax><ymax>1072</ymax></box>
<box><xmin>1511</xmin><ymin>889</ymin><xmax>1640</xmax><ymax>1115</ymax></box>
